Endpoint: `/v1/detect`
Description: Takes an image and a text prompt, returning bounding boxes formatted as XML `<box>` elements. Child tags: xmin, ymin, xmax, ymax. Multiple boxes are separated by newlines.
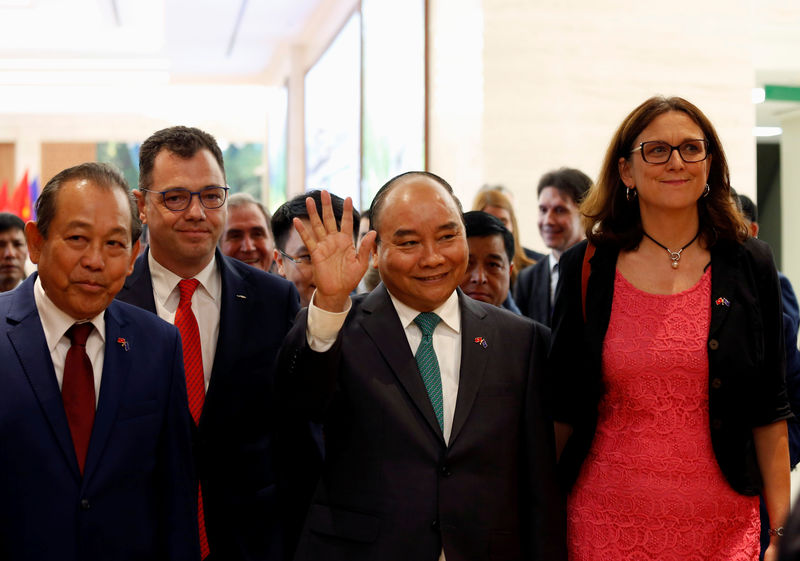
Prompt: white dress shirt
<box><xmin>34</xmin><ymin>276</ymin><xmax>105</xmax><ymax>405</ymax></box>
<box><xmin>148</xmin><ymin>252</ymin><xmax>221</xmax><ymax>389</ymax></box>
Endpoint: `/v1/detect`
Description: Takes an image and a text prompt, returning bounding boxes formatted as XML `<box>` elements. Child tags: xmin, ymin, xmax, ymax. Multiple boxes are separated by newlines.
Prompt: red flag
<box><xmin>0</xmin><ymin>180</ymin><xmax>8</xmax><ymax>211</ymax></box>
<box><xmin>9</xmin><ymin>171</ymin><xmax>30</xmax><ymax>220</ymax></box>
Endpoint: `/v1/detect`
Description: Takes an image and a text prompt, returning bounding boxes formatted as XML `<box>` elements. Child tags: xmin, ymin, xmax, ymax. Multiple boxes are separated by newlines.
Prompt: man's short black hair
<box><xmin>737</xmin><ymin>193</ymin><xmax>758</xmax><ymax>224</ymax></box>
<box><xmin>0</xmin><ymin>212</ymin><xmax>25</xmax><ymax>234</ymax></box>
<box><xmin>536</xmin><ymin>167</ymin><xmax>592</xmax><ymax>204</ymax></box>
<box><xmin>463</xmin><ymin>211</ymin><xmax>514</xmax><ymax>262</ymax></box>
<box><xmin>271</xmin><ymin>190</ymin><xmax>359</xmax><ymax>250</ymax></box>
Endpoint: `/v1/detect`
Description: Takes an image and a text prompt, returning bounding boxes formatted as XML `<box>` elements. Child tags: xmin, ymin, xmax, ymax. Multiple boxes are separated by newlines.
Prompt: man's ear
<box><xmin>127</xmin><ymin>240</ymin><xmax>141</xmax><ymax>275</ymax></box>
<box><xmin>24</xmin><ymin>221</ymin><xmax>44</xmax><ymax>265</ymax></box>
<box><xmin>134</xmin><ymin>190</ymin><xmax>147</xmax><ymax>224</ymax></box>
<box><xmin>273</xmin><ymin>248</ymin><xmax>286</xmax><ymax>277</ymax></box>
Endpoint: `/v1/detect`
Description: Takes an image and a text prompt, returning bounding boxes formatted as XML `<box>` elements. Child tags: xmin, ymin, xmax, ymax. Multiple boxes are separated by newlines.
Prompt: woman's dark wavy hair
<box><xmin>581</xmin><ymin>96</ymin><xmax>748</xmax><ymax>249</ymax></box>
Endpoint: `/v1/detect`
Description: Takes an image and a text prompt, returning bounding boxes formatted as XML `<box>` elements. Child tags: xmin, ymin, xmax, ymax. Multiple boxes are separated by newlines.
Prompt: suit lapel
<box><xmin>118</xmin><ymin>250</ymin><xmax>157</xmax><ymax>313</ymax></box>
<box><xmin>205</xmin><ymin>250</ymin><xmax>248</xmax><ymax>426</ymax></box>
<box><xmin>709</xmin><ymin>242</ymin><xmax>737</xmax><ymax>337</ymax></box>
<box><xmin>360</xmin><ymin>286</ymin><xmax>445</xmax><ymax>442</ymax></box>
<box><xmin>82</xmin><ymin>303</ymin><xmax>132</xmax><ymax>484</ymax></box>
<box><xmin>7</xmin><ymin>276</ymin><xmax>81</xmax><ymax>480</ymax></box>
<box><xmin>450</xmin><ymin>292</ymin><xmax>491</xmax><ymax>446</ymax></box>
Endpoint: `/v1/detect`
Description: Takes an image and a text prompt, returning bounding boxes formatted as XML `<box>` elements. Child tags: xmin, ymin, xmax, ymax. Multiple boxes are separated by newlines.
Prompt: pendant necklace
<box><xmin>642</xmin><ymin>230</ymin><xmax>700</xmax><ymax>269</ymax></box>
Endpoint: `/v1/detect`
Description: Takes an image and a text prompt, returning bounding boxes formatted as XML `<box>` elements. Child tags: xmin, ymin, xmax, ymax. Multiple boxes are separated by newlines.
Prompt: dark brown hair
<box><xmin>138</xmin><ymin>126</ymin><xmax>225</xmax><ymax>191</ymax></box>
<box><xmin>581</xmin><ymin>96</ymin><xmax>747</xmax><ymax>249</ymax></box>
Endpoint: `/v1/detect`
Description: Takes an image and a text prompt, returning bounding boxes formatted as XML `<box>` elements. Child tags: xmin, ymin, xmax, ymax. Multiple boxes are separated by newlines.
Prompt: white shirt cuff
<box><xmin>306</xmin><ymin>290</ymin><xmax>352</xmax><ymax>352</ymax></box>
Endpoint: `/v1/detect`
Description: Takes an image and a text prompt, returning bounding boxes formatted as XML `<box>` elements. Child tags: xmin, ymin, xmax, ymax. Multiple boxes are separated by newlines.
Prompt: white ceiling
<box><xmin>1</xmin><ymin>0</ymin><xmax>799</xmax><ymax>129</ymax></box>
<box><xmin>0</xmin><ymin>0</ymin><xmax>324</xmax><ymax>84</ymax></box>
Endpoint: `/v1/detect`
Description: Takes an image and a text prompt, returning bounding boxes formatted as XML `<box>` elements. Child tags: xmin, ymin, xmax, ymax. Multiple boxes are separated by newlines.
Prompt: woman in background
<box><xmin>550</xmin><ymin>96</ymin><xmax>791</xmax><ymax>560</ymax></box>
<box><xmin>472</xmin><ymin>187</ymin><xmax>539</xmax><ymax>284</ymax></box>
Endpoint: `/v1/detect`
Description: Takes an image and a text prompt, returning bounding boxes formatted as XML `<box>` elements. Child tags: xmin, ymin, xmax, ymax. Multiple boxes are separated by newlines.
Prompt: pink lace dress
<box><xmin>567</xmin><ymin>268</ymin><xmax>760</xmax><ymax>561</ymax></box>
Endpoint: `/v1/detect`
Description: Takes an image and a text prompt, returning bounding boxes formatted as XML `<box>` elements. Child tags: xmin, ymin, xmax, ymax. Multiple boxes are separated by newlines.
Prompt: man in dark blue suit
<box><xmin>115</xmin><ymin>126</ymin><xmax>302</xmax><ymax>561</ymax></box>
<box><xmin>0</xmin><ymin>162</ymin><xmax>197</xmax><ymax>560</ymax></box>
<box><xmin>514</xmin><ymin>167</ymin><xmax>591</xmax><ymax>326</ymax></box>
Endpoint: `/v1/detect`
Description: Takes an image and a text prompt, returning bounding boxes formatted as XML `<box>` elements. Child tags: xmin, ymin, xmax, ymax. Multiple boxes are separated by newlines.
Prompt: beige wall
<box><xmin>428</xmin><ymin>0</ymin><xmax>756</xmax><ymax>254</ymax></box>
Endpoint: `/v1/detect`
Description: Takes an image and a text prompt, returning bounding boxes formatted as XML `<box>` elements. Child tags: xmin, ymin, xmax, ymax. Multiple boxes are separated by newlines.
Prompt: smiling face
<box><xmin>26</xmin><ymin>179</ymin><xmax>138</xmax><ymax>320</ymax></box>
<box><xmin>376</xmin><ymin>177</ymin><xmax>468</xmax><ymax>312</ymax></box>
<box><xmin>537</xmin><ymin>186</ymin><xmax>583</xmax><ymax>258</ymax></box>
<box><xmin>137</xmin><ymin>148</ymin><xmax>227</xmax><ymax>278</ymax></box>
<box><xmin>221</xmin><ymin>202</ymin><xmax>274</xmax><ymax>271</ymax></box>
<box><xmin>460</xmin><ymin>234</ymin><xmax>511</xmax><ymax>307</ymax></box>
<box><xmin>619</xmin><ymin>111</ymin><xmax>711</xmax><ymax>217</ymax></box>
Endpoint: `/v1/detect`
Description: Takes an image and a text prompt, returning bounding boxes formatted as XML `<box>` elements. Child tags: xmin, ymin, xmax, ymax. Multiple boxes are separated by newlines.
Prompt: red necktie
<box><xmin>63</xmin><ymin>323</ymin><xmax>95</xmax><ymax>475</ymax></box>
<box><xmin>174</xmin><ymin>279</ymin><xmax>210</xmax><ymax>558</ymax></box>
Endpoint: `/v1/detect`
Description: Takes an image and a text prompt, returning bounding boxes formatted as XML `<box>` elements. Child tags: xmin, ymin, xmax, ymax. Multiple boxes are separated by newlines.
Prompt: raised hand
<box><xmin>293</xmin><ymin>190</ymin><xmax>376</xmax><ymax>312</ymax></box>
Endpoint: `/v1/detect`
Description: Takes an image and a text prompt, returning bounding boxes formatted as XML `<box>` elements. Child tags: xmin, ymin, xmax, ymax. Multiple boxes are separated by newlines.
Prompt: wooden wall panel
<box><xmin>0</xmin><ymin>143</ymin><xmax>14</xmax><ymax>188</ymax></box>
<box><xmin>41</xmin><ymin>143</ymin><xmax>97</xmax><ymax>185</ymax></box>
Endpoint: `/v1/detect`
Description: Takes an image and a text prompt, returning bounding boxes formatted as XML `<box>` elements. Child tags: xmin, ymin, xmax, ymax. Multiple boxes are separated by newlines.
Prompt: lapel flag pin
<box><xmin>474</xmin><ymin>337</ymin><xmax>488</xmax><ymax>348</ymax></box>
<box><xmin>715</xmin><ymin>297</ymin><xmax>730</xmax><ymax>307</ymax></box>
<box><xmin>236</xmin><ymin>294</ymin><xmax>247</xmax><ymax>299</ymax></box>
<box><xmin>117</xmin><ymin>337</ymin><xmax>130</xmax><ymax>351</ymax></box>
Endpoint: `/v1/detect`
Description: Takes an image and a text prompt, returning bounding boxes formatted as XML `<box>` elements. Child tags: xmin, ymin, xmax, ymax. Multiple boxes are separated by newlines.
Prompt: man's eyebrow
<box><xmin>392</xmin><ymin>222</ymin><xmax>460</xmax><ymax>238</ymax></box>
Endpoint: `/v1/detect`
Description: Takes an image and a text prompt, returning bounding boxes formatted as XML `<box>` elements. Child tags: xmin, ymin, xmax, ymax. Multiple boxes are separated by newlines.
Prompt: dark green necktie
<box><xmin>414</xmin><ymin>312</ymin><xmax>443</xmax><ymax>431</ymax></box>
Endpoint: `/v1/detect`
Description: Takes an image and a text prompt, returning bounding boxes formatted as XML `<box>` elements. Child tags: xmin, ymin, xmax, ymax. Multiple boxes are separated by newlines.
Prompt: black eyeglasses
<box><xmin>631</xmin><ymin>139</ymin><xmax>709</xmax><ymax>164</ymax></box>
<box><xmin>141</xmin><ymin>186</ymin><xmax>229</xmax><ymax>211</ymax></box>
<box><xmin>277</xmin><ymin>249</ymin><xmax>312</xmax><ymax>266</ymax></box>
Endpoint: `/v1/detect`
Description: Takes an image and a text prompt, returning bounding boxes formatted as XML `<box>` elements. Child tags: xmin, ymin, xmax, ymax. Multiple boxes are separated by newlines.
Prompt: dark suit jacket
<box><xmin>551</xmin><ymin>239</ymin><xmax>792</xmax><ymax>495</ymax></box>
<box><xmin>277</xmin><ymin>285</ymin><xmax>566</xmax><ymax>561</ymax></box>
<box><xmin>0</xmin><ymin>275</ymin><xmax>197</xmax><ymax>561</ymax></box>
<box><xmin>116</xmin><ymin>249</ymin><xmax>302</xmax><ymax>561</ymax></box>
<box><xmin>514</xmin><ymin>256</ymin><xmax>552</xmax><ymax>326</ymax></box>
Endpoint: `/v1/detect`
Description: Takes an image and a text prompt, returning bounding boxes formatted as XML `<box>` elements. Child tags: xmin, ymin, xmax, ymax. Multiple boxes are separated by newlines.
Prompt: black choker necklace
<box><xmin>642</xmin><ymin>230</ymin><xmax>700</xmax><ymax>269</ymax></box>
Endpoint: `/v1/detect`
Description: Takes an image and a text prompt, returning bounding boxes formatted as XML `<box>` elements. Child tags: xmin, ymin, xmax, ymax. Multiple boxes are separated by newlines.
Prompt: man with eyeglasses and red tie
<box><xmin>0</xmin><ymin>162</ymin><xmax>197</xmax><ymax>560</ymax></box>
<box><xmin>116</xmin><ymin>126</ymin><xmax>302</xmax><ymax>561</ymax></box>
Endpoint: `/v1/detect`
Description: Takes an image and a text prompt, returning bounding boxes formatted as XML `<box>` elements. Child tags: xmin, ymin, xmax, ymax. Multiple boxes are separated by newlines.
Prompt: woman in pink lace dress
<box><xmin>549</xmin><ymin>96</ymin><xmax>791</xmax><ymax>561</ymax></box>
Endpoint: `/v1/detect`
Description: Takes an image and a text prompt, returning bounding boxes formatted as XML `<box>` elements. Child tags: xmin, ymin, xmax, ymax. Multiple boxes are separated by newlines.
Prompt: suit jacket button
<box><xmin>440</xmin><ymin>465</ymin><xmax>451</xmax><ymax>477</ymax></box>
<box><xmin>711</xmin><ymin>378</ymin><xmax>722</xmax><ymax>389</ymax></box>
<box><xmin>708</xmin><ymin>339</ymin><xmax>719</xmax><ymax>350</ymax></box>
<box><xmin>80</xmin><ymin>499</ymin><xmax>91</xmax><ymax>510</ymax></box>
<box><xmin>431</xmin><ymin>520</ymin><xmax>440</xmax><ymax>531</ymax></box>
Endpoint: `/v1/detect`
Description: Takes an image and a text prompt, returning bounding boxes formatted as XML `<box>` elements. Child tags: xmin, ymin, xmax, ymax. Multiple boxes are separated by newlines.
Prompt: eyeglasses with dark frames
<box><xmin>140</xmin><ymin>186</ymin><xmax>230</xmax><ymax>211</ymax></box>
<box><xmin>630</xmin><ymin>139</ymin><xmax>709</xmax><ymax>164</ymax></box>
<box><xmin>277</xmin><ymin>248</ymin><xmax>312</xmax><ymax>266</ymax></box>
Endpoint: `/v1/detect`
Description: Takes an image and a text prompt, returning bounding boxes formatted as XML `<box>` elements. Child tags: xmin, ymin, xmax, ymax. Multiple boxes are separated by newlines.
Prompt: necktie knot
<box><xmin>414</xmin><ymin>312</ymin><xmax>441</xmax><ymax>338</ymax></box>
<box><xmin>178</xmin><ymin>278</ymin><xmax>200</xmax><ymax>304</ymax></box>
<box><xmin>67</xmin><ymin>323</ymin><xmax>93</xmax><ymax>347</ymax></box>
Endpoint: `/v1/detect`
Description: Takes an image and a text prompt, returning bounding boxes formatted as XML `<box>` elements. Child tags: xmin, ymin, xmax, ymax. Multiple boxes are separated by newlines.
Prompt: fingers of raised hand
<box><xmin>292</xmin><ymin>217</ymin><xmax>316</xmax><ymax>252</ymax></box>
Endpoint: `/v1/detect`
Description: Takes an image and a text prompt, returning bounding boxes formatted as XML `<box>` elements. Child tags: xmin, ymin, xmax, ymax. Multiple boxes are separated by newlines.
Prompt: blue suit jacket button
<box><xmin>80</xmin><ymin>499</ymin><xmax>91</xmax><ymax>510</ymax></box>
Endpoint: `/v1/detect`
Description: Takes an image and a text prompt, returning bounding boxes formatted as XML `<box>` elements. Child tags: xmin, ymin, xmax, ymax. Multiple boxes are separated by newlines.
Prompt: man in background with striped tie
<box><xmin>0</xmin><ymin>162</ymin><xmax>197</xmax><ymax>560</ymax></box>
<box><xmin>116</xmin><ymin>126</ymin><xmax>302</xmax><ymax>561</ymax></box>
<box><xmin>277</xmin><ymin>172</ymin><xmax>566</xmax><ymax>561</ymax></box>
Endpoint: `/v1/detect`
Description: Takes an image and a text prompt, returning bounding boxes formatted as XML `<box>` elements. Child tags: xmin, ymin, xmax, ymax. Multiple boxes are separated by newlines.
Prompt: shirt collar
<box><xmin>33</xmin><ymin>275</ymin><xmax>105</xmax><ymax>353</ymax></box>
<box><xmin>387</xmin><ymin>289</ymin><xmax>461</xmax><ymax>334</ymax></box>
<box><xmin>148</xmin><ymin>250</ymin><xmax>219</xmax><ymax>304</ymax></box>
<box><xmin>548</xmin><ymin>253</ymin><xmax>559</xmax><ymax>273</ymax></box>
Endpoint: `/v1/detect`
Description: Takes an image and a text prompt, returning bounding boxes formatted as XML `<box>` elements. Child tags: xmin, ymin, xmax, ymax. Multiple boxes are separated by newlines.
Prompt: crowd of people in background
<box><xmin>1</xmin><ymin>95</ymin><xmax>799</xmax><ymax>561</ymax></box>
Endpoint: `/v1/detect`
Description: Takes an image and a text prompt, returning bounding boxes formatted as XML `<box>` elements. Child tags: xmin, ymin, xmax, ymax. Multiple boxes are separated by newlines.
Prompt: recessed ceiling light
<box><xmin>753</xmin><ymin>126</ymin><xmax>782</xmax><ymax>137</ymax></box>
